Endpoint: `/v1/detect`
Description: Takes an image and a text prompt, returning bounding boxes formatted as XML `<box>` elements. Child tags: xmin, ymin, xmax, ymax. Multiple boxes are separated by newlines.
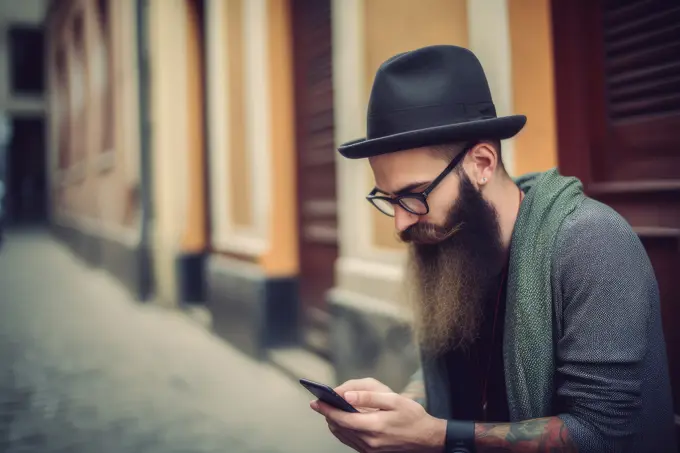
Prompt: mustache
<box><xmin>399</xmin><ymin>221</ymin><xmax>463</xmax><ymax>245</ymax></box>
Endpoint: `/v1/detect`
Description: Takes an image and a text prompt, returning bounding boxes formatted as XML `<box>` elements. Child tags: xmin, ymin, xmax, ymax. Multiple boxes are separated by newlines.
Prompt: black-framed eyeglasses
<box><xmin>366</xmin><ymin>143</ymin><xmax>473</xmax><ymax>217</ymax></box>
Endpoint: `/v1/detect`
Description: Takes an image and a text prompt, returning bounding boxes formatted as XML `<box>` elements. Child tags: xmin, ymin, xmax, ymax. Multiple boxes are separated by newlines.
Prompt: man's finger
<box><xmin>345</xmin><ymin>391</ymin><xmax>400</xmax><ymax>410</ymax></box>
<box><xmin>313</xmin><ymin>401</ymin><xmax>379</xmax><ymax>432</ymax></box>
<box><xmin>313</xmin><ymin>401</ymin><xmax>358</xmax><ymax>425</ymax></box>
<box><xmin>327</xmin><ymin>422</ymin><xmax>365</xmax><ymax>452</ymax></box>
<box><xmin>335</xmin><ymin>377</ymin><xmax>391</xmax><ymax>396</ymax></box>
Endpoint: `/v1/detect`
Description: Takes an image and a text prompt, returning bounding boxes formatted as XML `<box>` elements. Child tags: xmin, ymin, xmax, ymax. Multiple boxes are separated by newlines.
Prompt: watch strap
<box><xmin>445</xmin><ymin>419</ymin><xmax>476</xmax><ymax>453</ymax></box>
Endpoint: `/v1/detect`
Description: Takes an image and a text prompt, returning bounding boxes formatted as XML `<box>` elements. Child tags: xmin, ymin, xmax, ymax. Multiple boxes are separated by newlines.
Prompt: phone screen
<box><xmin>299</xmin><ymin>378</ymin><xmax>359</xmax><ymax>413</ymax></box>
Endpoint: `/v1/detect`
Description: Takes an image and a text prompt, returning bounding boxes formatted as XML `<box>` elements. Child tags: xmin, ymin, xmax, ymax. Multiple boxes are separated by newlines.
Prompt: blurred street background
<box><xmin>1</xmin><ymin>229</ymin><xmax>348</xmax><ymax>452</ymax></box>
<box><xmin>0</xmin><ymin>0</ymin><xmax>678</xmax><ymax>451</ymax></box>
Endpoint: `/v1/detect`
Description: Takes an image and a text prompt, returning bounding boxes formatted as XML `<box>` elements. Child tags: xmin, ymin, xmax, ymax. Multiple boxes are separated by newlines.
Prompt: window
<box><xmin>9</xmin><ymin>26</ymin><xmax>45</xmax><ymax>96</ymax></box>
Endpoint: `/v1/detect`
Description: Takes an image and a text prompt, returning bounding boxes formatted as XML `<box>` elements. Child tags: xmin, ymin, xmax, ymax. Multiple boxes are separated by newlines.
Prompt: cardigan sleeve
<box><xmin>552</xmin><ymin>199</ymin><xmax>653</xmax><ymax>452</ymax></box>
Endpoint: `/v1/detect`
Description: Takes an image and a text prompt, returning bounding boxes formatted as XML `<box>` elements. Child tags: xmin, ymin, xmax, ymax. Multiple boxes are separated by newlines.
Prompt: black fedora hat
<box><xmin>338</xmin><ymin>45</ymin><xmax>526</xmax><ymax>159</ymax></box>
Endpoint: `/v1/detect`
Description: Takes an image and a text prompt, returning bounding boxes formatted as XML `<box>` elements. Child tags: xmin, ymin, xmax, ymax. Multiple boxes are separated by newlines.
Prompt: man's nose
<box><xmin>394</xmin><ymin>206</ymin><xmax>419</xmax><ymax>232</ymax></box>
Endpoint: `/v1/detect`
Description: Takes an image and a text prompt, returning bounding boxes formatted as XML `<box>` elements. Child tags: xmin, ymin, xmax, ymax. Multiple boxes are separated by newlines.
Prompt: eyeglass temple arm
<box><xmin>422</xmin><ymin>149</ymin><xmax>468</xmax><ymax>197</ymax></box>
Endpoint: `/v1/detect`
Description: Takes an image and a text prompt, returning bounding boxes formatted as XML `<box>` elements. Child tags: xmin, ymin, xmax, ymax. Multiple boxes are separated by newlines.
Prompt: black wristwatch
<box><xmin>445</xmin><ymin>420</ymin><xmax>476</xmax><ymax>453</ymax></box>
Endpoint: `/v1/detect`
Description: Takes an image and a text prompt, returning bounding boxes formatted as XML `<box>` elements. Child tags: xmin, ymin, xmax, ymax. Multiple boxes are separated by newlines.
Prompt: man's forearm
<box><xmin>474</xmin><ymin>416</ymin><xmax>578</xmax><ymax>452</ymax></box>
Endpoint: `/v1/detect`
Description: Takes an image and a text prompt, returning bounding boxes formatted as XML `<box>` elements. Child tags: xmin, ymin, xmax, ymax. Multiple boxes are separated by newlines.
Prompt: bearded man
<box><xmin>310</xmin><ymin>45</ymin><xmax>676</xmax><ymax>453</ymax></box>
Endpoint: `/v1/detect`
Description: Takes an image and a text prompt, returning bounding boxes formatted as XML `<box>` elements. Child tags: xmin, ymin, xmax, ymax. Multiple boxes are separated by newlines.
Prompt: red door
<box><xmin>291</xmin><ymin>0</ymin><xmax>338</xmax><ymax>356</ymax></box>
<box><xmin>552</xmin><ymin>0</ymin><xmax>680</xmax><ymax>440</ymax></box>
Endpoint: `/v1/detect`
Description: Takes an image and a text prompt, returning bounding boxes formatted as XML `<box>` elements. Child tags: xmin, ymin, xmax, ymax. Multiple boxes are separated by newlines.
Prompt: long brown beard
<box><xmin>402</xmin><ymin>172</ymin><xmax>505</xmax><ymax>356</ymax></box>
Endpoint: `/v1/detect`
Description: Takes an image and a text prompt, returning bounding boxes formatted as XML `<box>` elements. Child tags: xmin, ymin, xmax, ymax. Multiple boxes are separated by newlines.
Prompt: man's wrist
<box><xmin>444</xmin><ymin>420</ymin><xmax>476</xmax><ymax>453</ymax></box>
<box><xmin>423</xmin><ymin>417</ymin><xmax>447</xmax><ymax>453</ymax></box>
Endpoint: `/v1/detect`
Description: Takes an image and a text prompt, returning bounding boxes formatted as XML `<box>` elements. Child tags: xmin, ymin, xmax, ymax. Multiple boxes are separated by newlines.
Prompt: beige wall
<box><xmin>47</xmin><ymin>0</ymin><xmax>141</xmax><ymax>244</ymax></box>
<box><xmin>148</xmin><ymin>0</ymin><xmax>188</xmax><ymax>305</ymax></box>
<box><xmin>508</xmin><ymin>0</ymin><xmax>558</xmax><ymax>175</ymax></box>
<box><xmin>206</xmin><ymin>0</ymin><xmax>298</xmax><ymax>276</ymax></box>
<box><xmin>98</xmin><ymin>0</ymin><xmax>142</xmax><ymax>230</ymax></box>
<box><xmin>363</xmin><ymin>0</ymin><xmax>469</xmax><ymax>250</ymax></box>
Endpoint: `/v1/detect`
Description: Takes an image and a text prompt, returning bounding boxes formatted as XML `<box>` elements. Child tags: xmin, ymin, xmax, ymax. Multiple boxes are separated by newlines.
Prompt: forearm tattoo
<box><xmin>474</xmin><ymin>416</ymin><xmax>578</xmax><ymax>452</ymax></box>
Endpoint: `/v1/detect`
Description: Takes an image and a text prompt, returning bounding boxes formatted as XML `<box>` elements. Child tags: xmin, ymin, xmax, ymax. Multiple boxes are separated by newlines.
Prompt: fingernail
<box><xmin>310</xmin><ymin>400</ymin><xmax>319</xmax><ymax>411</ymax></box>
<box><xmin>345</xmin><ymin>392</ymin><xmax>357</xmax><ymax>403</ymax></box>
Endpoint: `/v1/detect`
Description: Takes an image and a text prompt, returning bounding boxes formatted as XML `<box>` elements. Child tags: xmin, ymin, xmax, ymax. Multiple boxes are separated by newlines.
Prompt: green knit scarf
<box><xmin>506</xmin><ymin>168</ymin><xmax>585</xmax><ymax>420</ymax></box>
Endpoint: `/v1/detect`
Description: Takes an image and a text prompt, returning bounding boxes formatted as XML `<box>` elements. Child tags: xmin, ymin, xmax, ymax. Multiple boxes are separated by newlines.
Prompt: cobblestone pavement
<box><xmin>0</xmin><ymin>229</ymin><xmax>350</xmax><ymax>453</ymax></box>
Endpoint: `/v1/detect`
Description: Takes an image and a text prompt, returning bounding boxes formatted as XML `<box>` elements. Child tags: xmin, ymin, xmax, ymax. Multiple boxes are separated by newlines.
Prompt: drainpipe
<box><xmin>136</xmin><ymin>0</ymin><xmax>154</xmax><ymax>301</ymax></box>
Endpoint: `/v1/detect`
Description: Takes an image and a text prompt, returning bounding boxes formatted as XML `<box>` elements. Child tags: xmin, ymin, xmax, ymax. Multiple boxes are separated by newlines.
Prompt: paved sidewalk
<box><xmin>0</xmin><ymin>229</ymin><xmax>350</xmax><ymax>453</ymax></box>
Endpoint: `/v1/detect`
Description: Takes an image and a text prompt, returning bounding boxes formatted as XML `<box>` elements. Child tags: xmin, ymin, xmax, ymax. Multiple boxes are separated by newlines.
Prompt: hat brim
<box><xmin>338</xmin><ymin>115</ymin><xmax>527</xmax><ymax>159</ymax></box>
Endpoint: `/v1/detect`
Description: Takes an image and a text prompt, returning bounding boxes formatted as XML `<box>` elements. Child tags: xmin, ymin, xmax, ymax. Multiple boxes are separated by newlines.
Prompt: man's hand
<box><xmin>310</xmin><ymin>388</ymin><xmax>446</xmax><ymax>452</ymax></box>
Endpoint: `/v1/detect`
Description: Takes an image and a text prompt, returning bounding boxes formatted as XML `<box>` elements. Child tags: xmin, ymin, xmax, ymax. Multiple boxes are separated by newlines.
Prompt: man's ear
<box><xmin>465</xmin><ymin>142</ymin><xmax>498</xmax><ymax>186</ymax></box>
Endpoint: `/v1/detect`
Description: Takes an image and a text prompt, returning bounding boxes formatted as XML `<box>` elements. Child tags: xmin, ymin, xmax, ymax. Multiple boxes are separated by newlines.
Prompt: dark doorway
<box><xmin>291</xmin><ymin>0</ymin><xmax>338</xmax><ymax>357</ymax></box>
<box><xmin>5</xmin><ymin>116</ymin><xmax>47</xmax><ymax>225</ymax></box>
<box><xmin>551</xmin><ymin>0</ymin><xmax>680</xmax><ymax>440</ymax></box>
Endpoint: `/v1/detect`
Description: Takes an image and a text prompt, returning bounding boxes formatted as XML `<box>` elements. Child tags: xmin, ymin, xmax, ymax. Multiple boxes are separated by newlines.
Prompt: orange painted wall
<box><xmin>259</xmin><ymin>0</ymin><xmax>299</xmax><ymax>276</ymax></box>
<box><xmin>508</xmin><ymin>0</ymin><xmax>558</xmax><ymax>175</ymax></box>
<box><xmin>364</xmin><ymin>0</ymin><xmax>469</xmax><ymax>250</ymax></box>
<box><xmin>182</xmin><ymin>0</ymin><xmax>207</xmax><ymax>252</ymax></box>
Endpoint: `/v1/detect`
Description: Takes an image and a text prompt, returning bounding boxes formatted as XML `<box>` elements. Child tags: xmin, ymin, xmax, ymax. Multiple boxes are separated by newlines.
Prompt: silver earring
<box><xmin>481</xmin><ymin>177</ymin><xmax>487</xmax><ymax>183</ymax></box>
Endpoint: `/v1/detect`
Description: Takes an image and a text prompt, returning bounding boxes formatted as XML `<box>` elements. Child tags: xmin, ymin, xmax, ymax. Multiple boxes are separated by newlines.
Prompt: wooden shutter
<box><xmin>291</xmin><ymin>0</ymin><xmax>338</xmax><ymax>355</ymax></box>
<box><xmin>604</xmin><ymin>1</ymin><xmax>680</xmax><ymax>121</ymax></box>
<box><xmin>597</xmin><ymin>0</ymin><xmax>680</xmax><ymax>181</ymax></box>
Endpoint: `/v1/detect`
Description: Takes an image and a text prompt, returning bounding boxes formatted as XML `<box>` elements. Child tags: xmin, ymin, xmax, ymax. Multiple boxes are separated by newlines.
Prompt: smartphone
<box><xmin>299</xmin><ymin>378</ymin><xmax>359</xmax><ymax>413</ymax></box>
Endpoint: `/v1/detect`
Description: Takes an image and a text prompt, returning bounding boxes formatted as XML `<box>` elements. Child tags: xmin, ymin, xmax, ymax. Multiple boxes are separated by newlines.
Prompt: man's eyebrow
<box><xmin>374</xmin><ymin>181</ymin><xmax>430</xmax><ymax>196</ymax></box>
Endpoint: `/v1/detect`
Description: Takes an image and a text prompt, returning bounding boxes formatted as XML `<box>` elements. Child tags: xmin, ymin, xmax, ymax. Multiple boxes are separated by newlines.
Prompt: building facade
<box><xmin>45</xmin><ymin>0</ymin><xmax>152</xmax><ymax>298</ymax></box>
<box><xmin>45</xmin><ymin>0</ymin><xmax>679</xmax><ymax>435</ymax></box>
<box><xmin>196</xmin><ymin>0</ymin><xmax>561</xmax><ymax>392</ymax></box>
